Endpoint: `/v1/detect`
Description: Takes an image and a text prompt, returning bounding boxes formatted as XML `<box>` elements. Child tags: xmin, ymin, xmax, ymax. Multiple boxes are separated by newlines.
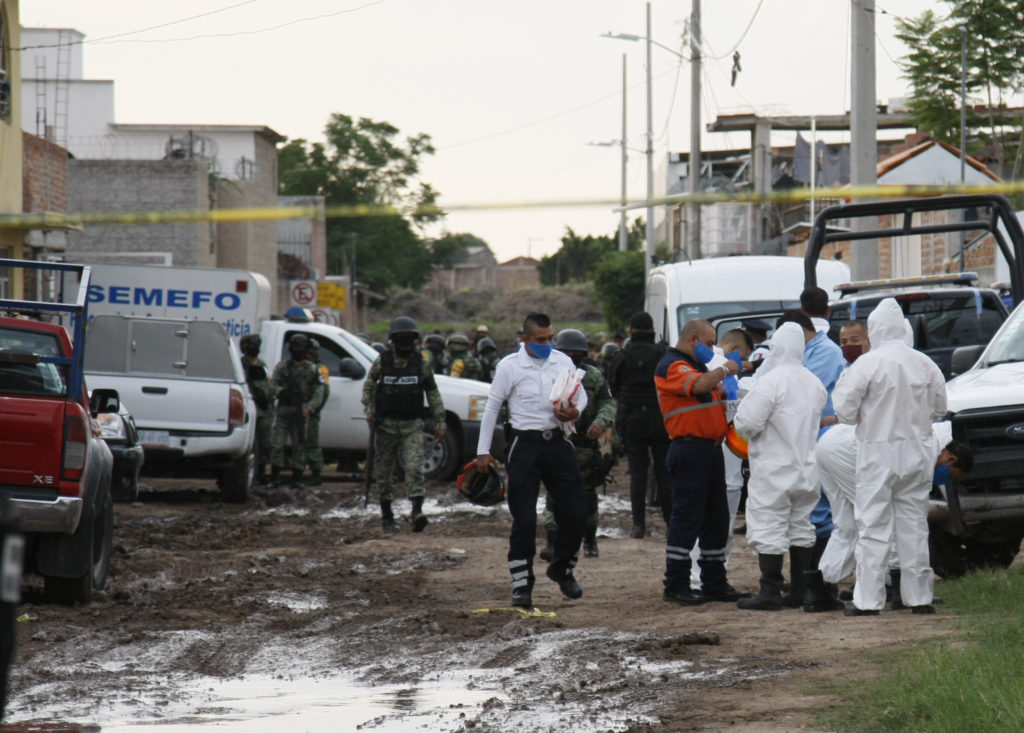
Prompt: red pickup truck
<box><xmin>0</xmin><ymin>259</ymin><xmax>116</xmax><ymax>604</ymax></box>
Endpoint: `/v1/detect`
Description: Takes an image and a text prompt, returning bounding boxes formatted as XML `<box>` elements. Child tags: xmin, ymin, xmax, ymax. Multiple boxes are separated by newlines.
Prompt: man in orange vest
<box><xmin>655</xmin><ymin>318</ymin><xmax>749</xmax><ymax>606</ymax></box>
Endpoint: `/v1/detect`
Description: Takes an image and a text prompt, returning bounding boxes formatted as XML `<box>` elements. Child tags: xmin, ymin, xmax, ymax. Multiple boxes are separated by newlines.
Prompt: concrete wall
<box><xmin>66</xmin><ymin>159</ymin><xmax>212</xmax><ymax>266</ymax></box>
<box><xmin>22</xmin><ymin>131</ymin><xmax>67</xmax><ymax>212</ymax></box>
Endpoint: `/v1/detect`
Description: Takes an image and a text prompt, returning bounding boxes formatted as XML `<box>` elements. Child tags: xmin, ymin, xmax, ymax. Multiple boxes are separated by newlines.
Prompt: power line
<box><xmin>703</xmin><ymin>0</ymin><xmax>765</xmax><ymax>61</ymax></box>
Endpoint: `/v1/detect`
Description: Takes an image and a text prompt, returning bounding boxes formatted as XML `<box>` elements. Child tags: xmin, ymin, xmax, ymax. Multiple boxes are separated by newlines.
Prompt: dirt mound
<box><xmin>369</xmin><ymin>289</ymin><xmax>456</xmax><ymax>324</ymax></box>
<box><xmin>481</xmin><ymin>285</ymin><xmax>602</xmax><ymax>323</ymax></box>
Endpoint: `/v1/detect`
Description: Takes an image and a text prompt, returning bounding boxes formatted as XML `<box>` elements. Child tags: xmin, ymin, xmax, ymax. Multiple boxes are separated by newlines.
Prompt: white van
<box><xmin>645</xmin><ymin>255</ymin><xmax>851</xmax><ymax>342</ymax></box>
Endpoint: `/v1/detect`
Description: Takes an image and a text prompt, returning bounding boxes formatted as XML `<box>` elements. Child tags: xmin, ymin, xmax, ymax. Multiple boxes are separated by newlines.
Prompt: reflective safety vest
<box><xmin>654</xmin><ymin>347</ymin><xmax>728</xmax><ymax>441</ymax></box>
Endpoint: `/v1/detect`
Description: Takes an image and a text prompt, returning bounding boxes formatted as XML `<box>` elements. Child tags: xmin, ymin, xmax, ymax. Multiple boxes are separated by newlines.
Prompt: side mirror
<box><xmin>950</xmin><ymin>345</ymin><xmax>985</xmax><ymax>378</ymax></box>
<box><xmin>90</xmin><ymin>388</ymin><xmax>120</xmax><ymax>415</ymax></box>
<box><xmin>337</xmin><ymin>357</ymin><xmax>366</xmax><ymax>380</ymax></box>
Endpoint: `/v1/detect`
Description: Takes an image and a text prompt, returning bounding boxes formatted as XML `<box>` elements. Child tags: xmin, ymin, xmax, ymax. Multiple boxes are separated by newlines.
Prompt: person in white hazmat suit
<box><xmin>733</xmin><ymin>322</ymin><xmax>827</xmax><ymax>611</ymax></box>
<box><xmin>832</xmin><ymin>298</ymin><xmax>947</xmax><ymax>615</ymax></box>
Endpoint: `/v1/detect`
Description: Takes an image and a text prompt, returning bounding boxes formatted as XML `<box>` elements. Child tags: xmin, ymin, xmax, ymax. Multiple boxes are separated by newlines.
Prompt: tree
<box><xmin>896</xmin><ymin>2</ymin><xmax>1024</xmax><ymax>173</ymax></box>
<box><xmin>593</xmin><ymin>250</ymin><xmax>645</xmax><ymax>332</ymax></box>
<box><xmin>538</xmin><ymin>218</ymin><xmax>645</xmax><ymax>286</ymax></box>
<box><xmin>278</xmin><ymin>113</ymin><xmax>446</xmax><ymax>292</ymax></box>
<box><xmin>429</xmin><ymin>232</ymin><xmax>491</xmax><ymax>269</ymax></box>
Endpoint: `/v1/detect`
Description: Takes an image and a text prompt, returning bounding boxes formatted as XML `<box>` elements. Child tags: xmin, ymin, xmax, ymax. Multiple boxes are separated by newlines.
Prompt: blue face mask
<box><xmin>933</xmin><ymin>464</ymin><xmax>952</xmax><ymax>486</ymax></box>
<box><xmin>693</xmin><ymin>342</ymin><xmax>714</xmax><ymax>365</ymax></box>
<box><xmin>529</xmin><ymin>342</ymin><xmax>553</xmax><ymax>360</ymax></box>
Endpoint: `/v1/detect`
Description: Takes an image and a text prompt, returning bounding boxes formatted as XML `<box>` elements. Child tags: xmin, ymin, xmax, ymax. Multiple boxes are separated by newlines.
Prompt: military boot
<box><xmin>306</xmin><ymin>470</ymin><xmax>322</xmax><ymax>487</ymax></box>
<box><xmin>539</xmin><ymin>529</ymin><xmax>557</xmax><ymax>561</ymax></box>
<box><xmin>290</xmin><ymin>469</ymin><xmax>304</xmax><ymax>489</ymax></box>
<box><xmin>380</xmin><ymin>501</ymin><xmax>400</xmax><ymax>532</ymax></box>
<box><xmin>802</xmin><ymin>569</ymin><xmax>845</xmax><ymax>612</ymax></box>
<box><xmin>255</xmin><ymin>464</ymin><xmax>269</xmax><ymax>486</ymax></box>
<box><xmin>410</xmin><ymin>496</ymin><xmax>428</xmax><ymax>533</ymax></box>
<box><xmin>889</xmin><ymin>569</ymin><xmax>905</xmax><ymax>610</ymax></box>
<box><xmin>781</xmin><ymin>546</ymin><xmax>814</xmax><ymax>607</ymax></box>
<box><xmin>583</xmin><ymin>526</ymin><xmax>599</xmax><ymax>558</ymax></box>
<box><xmin>737</xmin><ymin>554</ymin><xmax>785</xmax><ymax>611</ymax></box>
<box><xmin>268</xmin><ymin>465</ymin><xmax>282</xmax><ymax>488</ymax></box>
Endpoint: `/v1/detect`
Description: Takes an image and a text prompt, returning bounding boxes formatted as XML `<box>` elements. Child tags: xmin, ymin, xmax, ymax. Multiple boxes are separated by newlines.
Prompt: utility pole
<box><xmin>644</xmin><ymin>2</ymin><xmax>655</xmax><ymax>280</ymax></box>
<box><xmin>959</xmin><ymin>25</ymin><xmax>968</xmax><ymax>273</ymax></box>
<box><xmin>619</xmin><ymin>54</ymin><xmax>629</xmax><ymax>252</ymax></box>
<box><xmin>688</xmin><ymin>0</ymin><xmax>702</xmax><ymax>260</ymax></box>
<box><xmin>849</xmin><ymin>0</ymin><xmax>878</xmax><ymax>280</ymax></box>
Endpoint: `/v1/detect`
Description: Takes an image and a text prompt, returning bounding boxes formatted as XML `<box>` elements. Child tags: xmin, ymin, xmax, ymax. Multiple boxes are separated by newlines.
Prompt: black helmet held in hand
<box><xmin>457</xmin><ymin>461</ymin><xmax>507</xmax><ymax>506</ymax></box>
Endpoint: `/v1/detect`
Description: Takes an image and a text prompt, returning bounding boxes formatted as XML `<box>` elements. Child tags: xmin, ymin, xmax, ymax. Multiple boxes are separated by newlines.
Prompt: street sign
<box><xmin>291</xmin><ymin>280</ymin><xmax>317</xmax><ymax>307</ymax></box>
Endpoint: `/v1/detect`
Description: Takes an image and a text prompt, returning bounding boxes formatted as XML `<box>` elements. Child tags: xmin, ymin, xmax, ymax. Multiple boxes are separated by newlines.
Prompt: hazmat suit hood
<box><xmin>768</xmin><ymin>321</ymin><xmax>806</xmax><ymax>366</ymax></box>
<box><xmin>867</xmin><ymin>298</ymin><xmax>908</xmax><ymax>346</ymax></box>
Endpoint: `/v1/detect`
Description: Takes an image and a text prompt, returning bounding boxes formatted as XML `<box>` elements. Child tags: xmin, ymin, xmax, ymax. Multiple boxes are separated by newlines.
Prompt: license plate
<box><xmin>137</xmin><ymin>430</ymin><xmax>170</xmax><ymax>447</ymax></box>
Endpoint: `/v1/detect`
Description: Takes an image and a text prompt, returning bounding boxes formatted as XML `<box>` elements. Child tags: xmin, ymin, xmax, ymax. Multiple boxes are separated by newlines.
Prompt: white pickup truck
<box><xmin>257</xmin><ymin>318</ymin><xmax>499</xmax><ymax>480</ymax></box>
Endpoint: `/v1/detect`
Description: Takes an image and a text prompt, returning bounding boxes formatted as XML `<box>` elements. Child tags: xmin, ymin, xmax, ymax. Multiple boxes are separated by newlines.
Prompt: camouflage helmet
<box><xmin>308</xmin><ymin>337</ymin><xmax>320</xmax><ymax>360</ymax></box>
<box><xmin>447</xmin><ymin>331</ymin><xmax>471</xmax><ymax>349</ymax></box>
<box><xmin>554</xmin><ymin>328</ymin><xmax>589</xmax><ymax>354</ymax></box>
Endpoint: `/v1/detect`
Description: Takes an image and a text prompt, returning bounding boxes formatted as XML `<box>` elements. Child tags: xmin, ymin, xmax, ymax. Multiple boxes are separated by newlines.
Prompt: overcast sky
<box><xmin>21</xmin><ymin>0</ymin><xmax>939</xmax><ymax>263</ymax></box>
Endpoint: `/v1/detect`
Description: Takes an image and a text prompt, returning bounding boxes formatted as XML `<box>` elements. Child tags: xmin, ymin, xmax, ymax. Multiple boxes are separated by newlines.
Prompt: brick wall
<box><xmin>22</xmin><ymin>132</ymin><xmax>67</xmax><ymax>213</ymax></box>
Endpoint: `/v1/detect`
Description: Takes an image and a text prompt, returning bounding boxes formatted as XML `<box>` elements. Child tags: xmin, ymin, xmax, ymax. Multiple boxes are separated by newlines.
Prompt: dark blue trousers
<box><xmin>506</xmin><ymin>433</ymin><xmax>586</xmax><ymax>590</ymax></box>
<box><xmin>664</xmin><ymin>438</ymin><xmax>730</xmax><ymax>594</ymax></box>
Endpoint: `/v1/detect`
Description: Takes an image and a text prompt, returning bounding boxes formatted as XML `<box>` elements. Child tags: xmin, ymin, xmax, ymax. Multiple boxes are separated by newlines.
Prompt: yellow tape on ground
<box><xmin>1</xmin><ymin>180</ymin><xmax>1024</xmax><ymax>230</ymax></box>
<box><xmin>472</xmin><ymin>606</ymin><xmax>557</xmax><ymax>618</ymax></box>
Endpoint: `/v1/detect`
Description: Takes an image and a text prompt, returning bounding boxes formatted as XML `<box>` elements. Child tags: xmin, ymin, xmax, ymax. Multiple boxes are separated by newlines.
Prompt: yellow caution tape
<box><xmin>472</xmin><ymin>606</ymin><xmax>557</xmax><ymax>619</ymax></box>
<box><xmin>16</xmin><ymin>613</ymin><xmax>38</xmax><ymax>622</ymax></box>
<box><xmin>2</xmin><ymin>180</ymin><xmax>1024</xmax><ymax>230</ymax></box>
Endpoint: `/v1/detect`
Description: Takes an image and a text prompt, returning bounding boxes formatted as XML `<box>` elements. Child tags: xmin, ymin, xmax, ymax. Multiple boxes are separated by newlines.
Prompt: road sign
<box><xmin>291</xmin><ymin>281</ymin><xmax>316</xmax><ymax>307</ymax></box>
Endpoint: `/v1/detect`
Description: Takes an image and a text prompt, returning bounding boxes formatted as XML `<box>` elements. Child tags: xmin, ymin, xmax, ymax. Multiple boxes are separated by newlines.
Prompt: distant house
<box><xmin>426</xmin><ymin>248</ymin><xmax>540</xmax><ymax>299</ymax></box>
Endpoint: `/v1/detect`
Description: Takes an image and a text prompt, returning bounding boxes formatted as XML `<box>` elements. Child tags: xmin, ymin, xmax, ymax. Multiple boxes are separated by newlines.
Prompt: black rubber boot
<box><xmin>290</xmin><ymin>469</ymin><xmax>304</xmax><ymax>489</ymax></box>
<box><xmin>802</xmin><ymin>569</ymin><xmax>846</xmax><ymax>612</ymax></box>
<box><xmin>306</xmin><ymin>470</ymin><xmax>321</xmax><ymax>487</ymax></box>
<box><xmin>411</xmin><ymin>496</ymin><xmax>428</xmax><ymax>533</ymax></box>
<box><xmin>811</xmin><ymin>534</ymin><xmax>829</xmax><ymax>568</ymax></box>
<box><xmin>889</xmin><ymin>568</ymin><xmax>905</xmax><ymax>610</ymax></box>
<box><xmin>737</xmin><ymin>554</ymin><xmax>785</xmax><ymax>611</ymax></box>
<box><xmin>781</xmin><ymin>546</ymin><xmax>814</xmax><ymax>607</ymax></box>
<box><xmin>583</xmin><ymin>526</ymin><xmax>599</xmax><ymax>558</ymax></box>
<box><xmin>380</xmin><ymin>501</ymin><xmax>400</xmax><ymax>532</ymax></box>
<box><xmin>255</xmin><ymin>464</ymin><xmax>269</xmax><ymax>486</ymax></box>
<box><xmin>539</xmin><ymin>529</ymin><xmax>557</xmax><ymax>561</ymax></box>
<box><xmin>268</xmin><ymin>465</ymin><xmax>282</xmax><ymax>488</ymax></box>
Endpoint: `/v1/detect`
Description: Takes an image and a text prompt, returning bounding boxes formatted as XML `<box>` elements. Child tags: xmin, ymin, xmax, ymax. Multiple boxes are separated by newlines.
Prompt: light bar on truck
<box><xmin>836</xmin><ymin>272</ymin><xmax>980</xmax><ymax>296</ymax></box>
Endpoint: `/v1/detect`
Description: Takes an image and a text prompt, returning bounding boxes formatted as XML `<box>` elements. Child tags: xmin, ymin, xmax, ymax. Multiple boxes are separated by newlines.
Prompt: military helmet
<box><xmin>554</xmin><ymin>328</ymin><xmax>589</xmax><ymax>354</ymax></box>
<box><xmin>371</xmin><ymin>342</ymin><xmax>387</xmax><ymax>353</ymax></box>
<box><xmin>308</xmin><ymin>337</ymin><xmax>321</xmax><ymax>360</ymax></box>
<box><xmin>477</xmin><ymin>336</ymin><xmax>497</xmax><ymax>354</ymax></box>
<box><xmin>240</xmin><ymin>333</ymin><xmax>261</xmax><ymax>348</ymax></box>
<box><xmin>600</xmin><ymin>342</ymin><xmax>620</xmax><ymax>360</ymax></box>
<box><xmin>424</xmin><ymin>334</ymin><xmax>446</xmax><ymax>353</ymax></box>
<box><xmin>287</xmin><ymin>333</ymin><xmax>310</xmax><ymax>354</ymax></box>
<box><xmin>388</xmin><ymin>316</ymin><xmax>419</xmax><ymax>339</ymax></box>
<box><xmin>457</xmin><ymin>461</ymin><xmax>507</xmax><ymax>506</ymax></box>
<box><xmin>447</xmin><ymin>331</ymin><xmax>471</xmax><ymax>349</ymax></box>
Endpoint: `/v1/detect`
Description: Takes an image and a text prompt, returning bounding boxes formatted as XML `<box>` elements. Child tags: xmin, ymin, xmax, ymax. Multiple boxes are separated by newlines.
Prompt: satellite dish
<box><xmin>235</xmin><ymin>156</ymin><xmax>261</xmax><ymax>180</ymax></box>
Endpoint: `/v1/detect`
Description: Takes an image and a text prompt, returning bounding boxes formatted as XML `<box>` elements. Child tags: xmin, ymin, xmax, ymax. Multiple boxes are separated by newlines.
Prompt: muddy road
<box><xmin>4</xmin><ymin>464</ymin><xmax>956</xmax><ymax>731</ymax></box>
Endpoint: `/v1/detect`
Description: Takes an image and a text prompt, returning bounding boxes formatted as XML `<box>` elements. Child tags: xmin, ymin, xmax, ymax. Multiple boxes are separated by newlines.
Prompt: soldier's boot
<box><xmin>583</xmin><ymin>526</ymin><xmax>599</xmax><ymax>558</ymax></box>
<box><xmin>268</xmin><ymin>466</ymin><xmax>282</xmax><ymax>488</ymax></box>
<box><xmin>802</xmin><ymin>569</ymin><xmax>845</xmax><ymax>612</ymax></box>
<box><xmin>306</xmin><ymin>470</ymin><xmax>322</xmax><ymax>487</ymax></box>
<box><xmin>410</xmin><ymin>496</ymin><xmax>428</xmax><ymax>533</ymax></box>
<box><xmin>737</xmin><ymin>554</ymin><xmax>785</xmax><ymax>611</ymax></box>
<box><xmin>380</xmin><ymin>501</ymin><xmax>400</xmax><ymax>532</ymax></box>
<box><xmin>539</xmin><ymin>529</ymin><xmax>557</xmax><ymax>562</ymax></box>
<box><xmin>781</xmin><ymin>546</ymin><xmax>814</xmax><ymax>608</ymax></box>
<box><xmin>889</xmin><ymin>569</ymin><xmax>905</xmax><ymax>610</ymax></box>
<box><xmin>290</xmin><ymin>468</ymin><xmax>305</xmax><ymax>489</ymax></box>
<box><xmin>255</xmin><ymin>464</ymin><xmax>269</xmax><ymax>486</ymax></box>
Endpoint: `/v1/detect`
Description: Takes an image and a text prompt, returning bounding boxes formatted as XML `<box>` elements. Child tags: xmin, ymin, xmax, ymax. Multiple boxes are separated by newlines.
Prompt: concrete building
<box><xmin>0</xmin><ymin>1</ymin><xmax>24</xmax><ymax>297</ymax></box>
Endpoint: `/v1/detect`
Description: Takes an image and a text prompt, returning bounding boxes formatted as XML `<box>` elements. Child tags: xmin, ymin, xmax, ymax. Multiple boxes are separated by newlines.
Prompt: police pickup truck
<box><xmin>805</xmin><ymin>194</ymin><xmax>1024</xmax><ymax>576</ymax></box>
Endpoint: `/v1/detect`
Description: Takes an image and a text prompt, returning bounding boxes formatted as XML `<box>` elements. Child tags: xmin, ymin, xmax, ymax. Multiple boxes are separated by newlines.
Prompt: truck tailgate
<box><xmin>0</xmin><ymin>396</ymin><xmax>65</xmax><ymax>488</ymax></box>
<box><xmin>86</xmin><ymin>374</ymin><xmax>232</xmax><ymax>437</ymax></box>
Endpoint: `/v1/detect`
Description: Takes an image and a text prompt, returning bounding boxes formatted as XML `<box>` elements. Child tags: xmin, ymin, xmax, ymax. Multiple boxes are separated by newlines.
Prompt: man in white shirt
<box><xmin>476</xmin><ymin>313</ymin><xmax>589</xmax><ymax>609</ymax></box>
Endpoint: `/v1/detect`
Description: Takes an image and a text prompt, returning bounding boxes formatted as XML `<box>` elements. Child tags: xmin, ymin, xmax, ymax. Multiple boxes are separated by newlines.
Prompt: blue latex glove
<box><xmin>726</xmin><ymin>350</ymin><xmax>743</xmax><ymax>370</ymax></box>
<box><xmin>723</xmin><ymin>374</ymin><xmax>739</xmax><ymax>400</ymax></box>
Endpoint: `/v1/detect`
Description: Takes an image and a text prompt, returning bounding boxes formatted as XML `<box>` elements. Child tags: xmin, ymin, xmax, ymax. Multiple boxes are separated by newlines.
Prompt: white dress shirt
<box><xmin>476</xmin><ymin>345</ymin><xmax>588</xmax><ymax>455</ymax></box>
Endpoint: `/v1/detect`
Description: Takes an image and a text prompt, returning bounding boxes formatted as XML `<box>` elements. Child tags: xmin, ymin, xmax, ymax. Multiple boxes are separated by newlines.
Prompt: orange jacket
<box><xmin>654</xmin><ymin>347</ymin><xmax>728</xmax><ymax>441</ymax></box>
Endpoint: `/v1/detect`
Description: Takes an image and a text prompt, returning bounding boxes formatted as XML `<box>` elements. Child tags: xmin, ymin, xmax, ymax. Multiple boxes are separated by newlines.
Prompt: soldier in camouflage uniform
<box><xmin>541</xmin><ymin>329</ymin><xmax>617</xmax><ymax>558</ymax></box>
<box><xmin>476</xmin><ymin>336</ymin><xmax>501</xmax><ymax>383</ymax></box>
<box><xmin>362</xmin><ymin>316</ymin><xmax>446</xmax><ymax>532</ymax></box>
<box><xmin>303</xmin><ymin>338</ymin><xmax>331</xmax><ymax>486</ymax></box>
<box><xmin>421</xmin><ymin>333</ymin><xmax>449</xmax><ymax>375</ymax></box>
<box><xmin>269</xmin><ymin>333</ymin><xmax>325</xmax><ymax>489</ymax></box>
<box><xmin>445</xmin><ymin>332</ymin><xmax>482</xmax><ymax>380</ymax></box>
<box><xmin>240</xmin><ymin>333</ymin><xmax>272</xmax><ymax>485</ymax></box>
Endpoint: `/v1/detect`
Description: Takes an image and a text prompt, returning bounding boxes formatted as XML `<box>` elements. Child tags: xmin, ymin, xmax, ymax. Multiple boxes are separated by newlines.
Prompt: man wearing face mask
<box><xmin>655</xmin><ymin>318</ymin><xmax>745</xmax><ymax>606</ymax></box>
<box><xmin>839</xmin><ymin>320</ymin><xmax>870</xmax><ymax>366</ymax></box>
<box><xmin>476</xmin><ymin>313</ymin><xmax>589</xmax><ymax>609</ymax></box>
<box><xmin>362</xmin><ymin>316</ymin><xmax>446</xmax><ymax>533</ymax></box>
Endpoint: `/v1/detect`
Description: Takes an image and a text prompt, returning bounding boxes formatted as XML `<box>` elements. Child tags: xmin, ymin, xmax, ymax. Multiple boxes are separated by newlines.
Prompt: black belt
<box><xmin>673</xmin><ymin>436</ymin><xmax>718</xmax><ymax>445</ymax></box>
<box><xmin>512</xmin><ymin>428</ymin><xmax>561</xmax><ymax>442</ymax></box>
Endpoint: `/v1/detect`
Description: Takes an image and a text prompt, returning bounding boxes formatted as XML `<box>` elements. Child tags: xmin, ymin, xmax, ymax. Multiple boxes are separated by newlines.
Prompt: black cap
<box><xmin>629</xmin><ymin>311</ymin><xmax>654</xmax><ymax>330</ymax></box>
<box><xmin>742</xmin><ymin>318</ymin><xmax>771</xmax><ymax>335</ymax></box>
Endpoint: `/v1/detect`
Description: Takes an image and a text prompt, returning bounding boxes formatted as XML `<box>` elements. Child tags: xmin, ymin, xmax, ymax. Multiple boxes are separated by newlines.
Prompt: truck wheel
<box><xmin>965</xmin><ymin>534</ymin><xmax>1022</xmax><ymax>572</ymax></box>
<box><xmin>928</xmin><ymin>525</ymin><xmax>967</xmax><ymax>579</ymax></box>
<box><xmin>423</xmin><ymin>427</ymin><xmax>460</xmax><ymax>481</ymax></box>
<box><xmin>111</xmin><ymin>465</ymin><xmax>140</xmax><ymax>503</ymax></box>
<box><xmin>44</xmin><ymin>490</ymin><xmax>114</xmax><ymax>605</ymax></box>
<box><xmin>218</xmin><ymin>452</ymin><xmax>254</xmax><ymax>503</ymax></box>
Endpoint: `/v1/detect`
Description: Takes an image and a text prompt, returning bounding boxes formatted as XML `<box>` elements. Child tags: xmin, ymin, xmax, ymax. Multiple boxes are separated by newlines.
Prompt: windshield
<box><xmin>0</xmin><ymin>327</ymin><xmax>69</xmax><ymax>397</ymax></box>
<box><xmin>830</xmin><ymin>292</ymin><xmax>1004</xmax><ymax>350</ymax></box>
<box><xmin>984</xmin><ymin>306</ymin><xmax>1024</xmax><ymax>364</ymax></box>
<box><xmin>676</xmin><ymin>300</ymin><xmax>794</xmax><ymax>326</ymax></box>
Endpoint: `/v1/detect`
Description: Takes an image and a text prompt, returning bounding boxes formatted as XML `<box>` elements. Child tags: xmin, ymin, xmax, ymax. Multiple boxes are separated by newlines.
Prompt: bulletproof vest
<box><xmin>616</xmin><ymin>338</ymin><xmax>665</xmax><ymax>408</ymax></box>
<box><xmin>376</xmin><ymin>350</ymin><xmax>434</xmax><ymax>419</ymax></box>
